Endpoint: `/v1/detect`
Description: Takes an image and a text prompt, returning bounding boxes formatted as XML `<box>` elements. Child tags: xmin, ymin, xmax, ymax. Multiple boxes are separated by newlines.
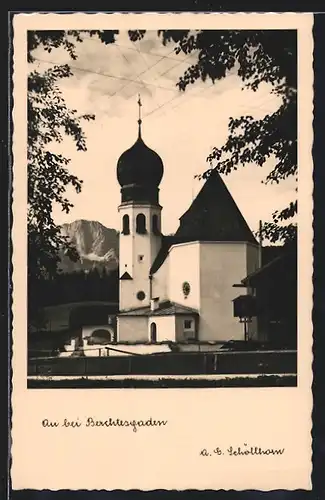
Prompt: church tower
<box><xmin>116</xmin><ymin>96</ymin><xmax>164</xmax><ymax>311</ymax></box>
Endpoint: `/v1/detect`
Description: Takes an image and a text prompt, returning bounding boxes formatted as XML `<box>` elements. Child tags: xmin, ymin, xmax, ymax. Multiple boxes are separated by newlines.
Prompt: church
<box><xmin>115</xmin><ymin>99</ymin><xmax>260</xmax><ymax>349</ymax></box>
<box><xmin>28</xmin><ymin>98</ymin><xmax>297</xmax><ymax>368</ymax></box>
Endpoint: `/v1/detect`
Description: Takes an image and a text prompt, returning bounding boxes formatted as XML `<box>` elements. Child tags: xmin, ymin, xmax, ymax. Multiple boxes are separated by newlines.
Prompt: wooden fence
<box><xmin>28</xmin><ymin>350</ymin><xmax>297</xmax><ymax>376</ymax></box>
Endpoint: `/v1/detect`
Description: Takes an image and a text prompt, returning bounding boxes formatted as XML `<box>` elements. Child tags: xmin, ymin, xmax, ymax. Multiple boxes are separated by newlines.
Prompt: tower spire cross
<box><xmin>137</xmin><ymin>94</ymin><xmax>142</xmax><ymax>138</ymax></box>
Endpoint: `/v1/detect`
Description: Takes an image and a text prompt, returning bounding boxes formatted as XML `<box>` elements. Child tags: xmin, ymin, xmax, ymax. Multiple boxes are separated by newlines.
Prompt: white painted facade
<box><xmin>168</xmin><ymin>243</ymin><xmax>201</xmax><ymax>310</ymax></box>
<box><xmin>151</xmin><ymin>254</ymin><xmax>169</xmax><ymax>301</ymax></box>
<box><xmin>117</xmin><ymin>316</ymin><xmax>148</xmax><ymax>342</ymax></box>
<box><xmin>148</xmin><ymin>316</ymin><xmax>175</xmax><ymax>342</ymax></box>
<box><xmin>198</xmin><ymin>242</ymin><xmax>251</xmax><ymax>342</ymax></box>
<box><xmin>118</xmin><ymin>202</ymin><xmax>162</xmax><ymax>311</ymax></box>
<box><xmin>164</xmin><ymin>240</ymin><xmax>259</xmax><ymax>342</ymax></box>
<box><xmin>117</xmin><ymin>228</ymin><xmax>259</xmax><ymax>345</ymax></box>
<box><xmin>81</xmin><ymin>325</ymin><xmax>115</xmax><ymax>341</ymax></box>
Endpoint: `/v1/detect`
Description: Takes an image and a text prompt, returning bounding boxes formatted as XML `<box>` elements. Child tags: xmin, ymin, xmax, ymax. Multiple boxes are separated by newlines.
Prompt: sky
<box><xmin>31</xmin><ymin>30</ymin><xmax>296</xmax><ymax>236</ymax></box>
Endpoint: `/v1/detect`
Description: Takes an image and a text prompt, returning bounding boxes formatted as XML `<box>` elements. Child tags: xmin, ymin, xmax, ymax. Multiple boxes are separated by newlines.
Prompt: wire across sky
<box><xmin>31</xmin><ymin>34</ymin><xmax>281</xmax><ymax>123</ymax></box>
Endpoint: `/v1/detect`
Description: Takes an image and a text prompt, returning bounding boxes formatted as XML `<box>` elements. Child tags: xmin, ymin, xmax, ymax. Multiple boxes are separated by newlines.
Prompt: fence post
<box><xmin>203</xmin><ymin>353</ymin><xmax>207</xmax><ymax>374</ymax></box>
<box><xmin>213</xmin><ymin>354</ymin><xmax>218</xmax><ymax>373</ymax></box>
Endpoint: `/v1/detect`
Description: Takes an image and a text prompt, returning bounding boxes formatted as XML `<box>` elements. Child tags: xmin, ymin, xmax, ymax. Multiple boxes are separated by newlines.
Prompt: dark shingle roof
<box><xmin>118</xmin><ymin>301</ymin><xmax>198</xmax><ymax>317</ymax></box>
<box><xmin>261</xmin><ymin>245</ymin><xmax>286</xmax><ymax>266</ymax></box>
<box><xmin>241</xmin><ymin>241</ymin><xmax>297</xmax><ymax>287</ymax></box>
<box><xmin>150</xmin><ymin>172</ymin><xmax>257</xmax><ymax>275</ymax></box>
<box><xmin>174</xmin><ymin>171</ymin><xmax>257</xmax><ymax>245</ymax></box>
<box><xmin>150</xmin><ymin>235</ymin><xmax>185</xmax><ymax>274</ymax></box>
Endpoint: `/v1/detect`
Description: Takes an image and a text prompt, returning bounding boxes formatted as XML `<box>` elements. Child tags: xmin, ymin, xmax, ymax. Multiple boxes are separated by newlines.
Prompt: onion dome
<box><xmin>117</xmin><ymin>96</ymin><xmax>164</xmax><ymax>204</ymax></box>
<box><xmin>117</xmin><ymin>137</ymin><xmax>164</xmax><ymax>188</ymax></box>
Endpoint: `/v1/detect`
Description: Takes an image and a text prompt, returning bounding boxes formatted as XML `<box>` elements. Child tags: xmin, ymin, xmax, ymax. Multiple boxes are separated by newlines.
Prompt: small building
<box><xmin>234</xmin><ymin>240</ymin><xmax>297</xmax><ymax>348</ymax></box>
<box><xmin>118</xmin><ymin>300</ymin><xmax>199</xmax><ymax>343</ymax></box>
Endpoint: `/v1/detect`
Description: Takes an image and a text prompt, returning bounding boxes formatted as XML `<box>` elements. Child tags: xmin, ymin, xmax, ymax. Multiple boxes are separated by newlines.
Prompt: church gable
<box><xmin>149</xmin><ymin>172</ymin><xmax>257</xmax><ymax>276</ymax></box>
<box><xmin>174</xmin><ymin>171</ymin><xmax>257</xmax><ymax>245</ymax></box>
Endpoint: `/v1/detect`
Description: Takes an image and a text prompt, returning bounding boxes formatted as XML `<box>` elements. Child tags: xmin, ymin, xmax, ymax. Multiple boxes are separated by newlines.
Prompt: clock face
<box><xmin>182</xmin><ymin>282</ymin><xmax>191</xmax><ymax>297</ymax></box>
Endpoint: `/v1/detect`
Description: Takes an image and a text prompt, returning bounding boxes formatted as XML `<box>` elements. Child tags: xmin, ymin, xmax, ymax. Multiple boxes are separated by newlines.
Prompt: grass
<box><xmin>27</xmin><ymin>374</ymin><xmax>297</xmax><ymax>389</ymax></box>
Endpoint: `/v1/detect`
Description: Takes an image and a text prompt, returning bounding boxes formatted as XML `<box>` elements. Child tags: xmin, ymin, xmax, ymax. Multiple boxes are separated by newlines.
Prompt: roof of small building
<box><xmin>241</xmin><ymin>239</ymin><xmax>297</xmax><ymax>287</ymax></box>
<box><xmin>261</xmin><ymin>245</ymin><xmax>286</xmax><ymax>266</ymax></box>
<box><xmin>118</xmin><ymin>300</ymin><xmax>198</xmax><ymax>317</ymax></box>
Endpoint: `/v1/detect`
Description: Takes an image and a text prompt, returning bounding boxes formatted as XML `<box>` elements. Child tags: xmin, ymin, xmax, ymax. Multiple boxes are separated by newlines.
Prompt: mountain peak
<box><xmin>59</xmin><ymin>219</ymin><xmax>119</xmax><ymax>273</ymax></box>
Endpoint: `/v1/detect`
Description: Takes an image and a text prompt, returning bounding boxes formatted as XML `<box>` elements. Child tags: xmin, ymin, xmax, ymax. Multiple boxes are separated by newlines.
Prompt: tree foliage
<box><xmin>27</xmin><ymin>30</ymin><xmax>118</xmax><ymax>325</ymax></box>
<box><xmin>132</xmin><ymin>29</ymin><xmax>297</xmax><ymax>243</ymax></box>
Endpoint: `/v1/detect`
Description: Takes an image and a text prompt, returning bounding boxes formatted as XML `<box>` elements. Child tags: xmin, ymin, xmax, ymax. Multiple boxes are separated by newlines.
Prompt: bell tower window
<box><xmin>152</xmin><ymin>214</ymin><xmax>160</xmax><ymax>235</ymax></box>
<box><xmin>136</xmin><ymin>213</ymin><xmax>147</xmax><ymax>234</ymax></box>
<box><xmin>122</xmin><ymin>214</ymin><xmax>130</xmax><ymax>235</ymax></box>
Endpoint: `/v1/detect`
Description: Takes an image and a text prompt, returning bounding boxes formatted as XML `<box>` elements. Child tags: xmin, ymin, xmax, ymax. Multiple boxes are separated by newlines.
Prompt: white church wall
<box><xmin>119</xmin><ymin>203</ymin><xmax>162</xmax><ymax>311</ymax></box>
<box><xmin>131</xmin><ymin>206</ymin><xmax>161</xmax><ymax>281</ymax></box>
<box><xmin>119</xmin><ymin>222</ymin><xmax>133</xmax><ymax>279</ymax></box>
<box><xmin>246</xmin><ymin>242</ymin><xmax>260</xmax><ymax>275</ymax></box>
<box><xmin>168</xmin><ymin>242</ymin><xmax>201</xmax><ymax>309</ymax></box>
<box><xmin>199</xmin><ymin>242</ymin><xmax>249</xmax><ymax>342</ymax></box>
<box><xmin>119</xmin><ymin>279</ymin><xmax>142</xmax><ymax>312</ymax></box>
<box><xmin>117</xmin><ymin>316</ymin><xmax>148</xmax><ymax>342</ymax></box>
<box><xmin>149</xmin><ymin>316</ymin><xmax>176</xmax><ymax>342</ymax></box>
<box><xmin>175</xmin><ymin>315</ymin><xmax>197</xmax><ymax>342</ymax></box>
<box><xmin>151</xmin><ymin>256</ymin><xmax>169</xmax><ymax>301</ymax></box>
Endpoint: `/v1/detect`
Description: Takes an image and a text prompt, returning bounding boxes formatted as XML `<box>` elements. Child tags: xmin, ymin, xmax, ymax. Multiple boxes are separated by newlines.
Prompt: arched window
<box><xmin>122</xmin><ymin>214</ymin><xmax>130</xmax><ymax>235</ymax></box>
<box><xmin>136</xmin><ymin>213</ymin><xmax>146</xmax><ymax>234</ymax></box>
<box><xmin>152</xmin><ymin>214</ymin><xmax>160</xmax><ymax>235</ymax></box>
<box><xmin>150</xmin><ymin>322</ymin><xmax>157</xmax><ymax>343</ymax></box>
<box><xmin>88</xmin><ymin>329</ymin><xmax>112</xmax><ymax>345</ymax></box>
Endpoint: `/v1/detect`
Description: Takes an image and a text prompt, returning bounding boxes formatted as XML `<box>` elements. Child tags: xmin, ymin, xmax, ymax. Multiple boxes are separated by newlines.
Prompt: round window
<box><xmin>137</xmin><ymin>291</ymin><xmax>146</xmax><ymax>301</ymax></box>
<box><xmin>182</xmin><ymin>282</ymin><xmax>191</xmax><ymax>297</ymax></box>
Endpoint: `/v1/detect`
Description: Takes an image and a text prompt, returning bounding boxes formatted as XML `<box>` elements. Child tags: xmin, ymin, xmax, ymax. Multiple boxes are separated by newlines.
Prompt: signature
<box><xmin>200</xmin><ymin>444</ymin><xmax>285</xmax><ymax>457</ymax></box>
